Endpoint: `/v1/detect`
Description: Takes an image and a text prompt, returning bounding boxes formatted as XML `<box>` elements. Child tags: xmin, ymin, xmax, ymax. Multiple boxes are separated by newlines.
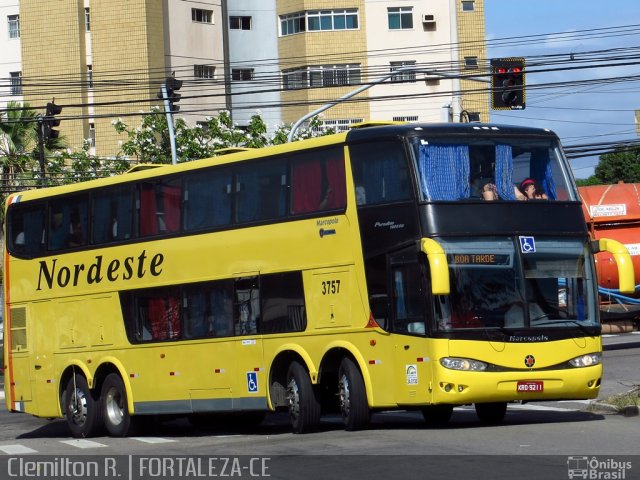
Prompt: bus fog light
<box><xmin>440</xmin><ymin>357</ymin><xmax>488</xmax><ymax>371</ymax></box>
<box><xmin>457</xmin><ymin>385</ymin><xmax>467</xmax><ymax>392</ymax></box>
<box><xmin>440</xmin><ymin>382</ymin><xmax>453</xmax><ymax>392</ymax></box>
<box><xmin>569</xmin><ymin>353</ymin><xmax>601</xmax><ymax>368</ymax></box>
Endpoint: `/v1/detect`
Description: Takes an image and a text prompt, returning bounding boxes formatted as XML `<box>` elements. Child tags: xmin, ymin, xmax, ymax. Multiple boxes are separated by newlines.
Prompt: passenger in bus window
<box><xmin>66</xmin><ymin>220</ymin><xmax>85</xmax><ymax>247</ymax></box>
<box><xmin>481</xmin><ymin>182</ymin><xmax>498</xmax><ymax>200</ymax></box>
<box><xmin>519</xmin><ymin>178</ymin><xmax>548</xmax><ymax>200</ymax></box>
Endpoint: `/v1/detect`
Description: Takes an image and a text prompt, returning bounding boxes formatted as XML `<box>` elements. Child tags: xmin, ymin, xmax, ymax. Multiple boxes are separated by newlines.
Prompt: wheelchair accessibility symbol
<box><xmin>519</xmin><ymin>236</ymin><xmax>536</xmax><ymax>253</ymax></box>
<box><xmin>247</xmin><ymin>372</ymin><xmax>258</xmax><ymax>393</ymax></box>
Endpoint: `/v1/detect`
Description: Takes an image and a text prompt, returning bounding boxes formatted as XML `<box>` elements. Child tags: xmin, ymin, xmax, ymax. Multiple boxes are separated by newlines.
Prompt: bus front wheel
<box><xmin>101</xmin><ymin>373</ymin><xmax>134</xmax><ymax>437</ymax></box>
<box><xmin>338</xmin><ymin>358</ymin><xmax>370</xmax><ymax>431</ymax></box>
<box><xmin>63</xmin><ymin>374</ymin><xmax>102</xmax><ymax>438</ymax></box>
<box><xmin>286</xmin><ymin>361</ymin><xmax>321</xmax><ymax>434</ymax></box>
<box><xmin>475</xmin><ymin>402</ymin><xmax>507</xmax><ymax>424</ymax></box>
<box><xmin>421</xmin><ymin>404</ymin><xmax>454</xmax><ymax>427</ymax></box>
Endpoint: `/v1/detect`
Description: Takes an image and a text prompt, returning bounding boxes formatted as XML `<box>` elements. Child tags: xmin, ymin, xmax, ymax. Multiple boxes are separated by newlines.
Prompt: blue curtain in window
<box><xmin>530</xmin><ymin>149</ymin><xmax>557</xmax><ymax>200</ymax></box>
<box><xmin>418</xmin><ymin>144</ymin><xmax>470</xmax><ymax>200</ymax></box>
<box><xmin>495</xmin><ymin>144</ymin><xmax>516</xmax><ymax>200</ymax></box>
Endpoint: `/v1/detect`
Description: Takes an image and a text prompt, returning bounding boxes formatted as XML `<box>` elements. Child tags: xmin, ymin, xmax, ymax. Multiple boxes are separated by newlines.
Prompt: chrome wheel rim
<box><xmin>104</xmin><ymin>386</ymin><xmax>124</xmax><ymax>427</ymax></box>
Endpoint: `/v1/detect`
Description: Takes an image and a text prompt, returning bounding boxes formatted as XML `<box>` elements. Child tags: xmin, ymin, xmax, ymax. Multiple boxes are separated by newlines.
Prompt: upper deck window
<box><xmin>411</xmin><ymin>137</ymin><xmax>575</xmax><ymax>202</ymax></box>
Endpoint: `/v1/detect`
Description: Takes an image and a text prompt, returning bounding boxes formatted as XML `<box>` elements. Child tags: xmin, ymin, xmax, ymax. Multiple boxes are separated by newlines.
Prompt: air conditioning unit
<box><xmin>422</xmin><ymin>14</ymin><xmax>436</xmax><ymax>25</ymax></box>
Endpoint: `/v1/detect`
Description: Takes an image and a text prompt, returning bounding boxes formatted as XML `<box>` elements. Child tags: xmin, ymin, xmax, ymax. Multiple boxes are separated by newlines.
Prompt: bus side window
<box><xmin>234</xmin><ymin>277</ymin><xmax>259</xmax><ymax>335</ymax></box>
<box><xmin>8</xmin><ymin>204</ymin><xmax>45</xmax><ymax>255</ymax></box>
<box><xmin>139</xmin><ymin>180</ymin><xmax>182</xmax><ymax>236</ymax></box>
<box><xmin>291</xmin><ymin>149</ymin><xmax>346</xmax><ymax>214</ymax></box>
<box><xmin>349</xmin><ymin>140</ymin><xmax>411</xmax><ymax>205</ymax></box>
<box><xmin>92</xmin><ymin>186</ymin><xmax>134</xmax><ymax>244</ymax></box>
<box><xmin>49</xmin><ymin>196</ymin><xmax>88</xmax><ymax>250</ymax></box>
<box><xmin>236</xmin><ymin>161</ymin><xmax>287</xmax><ymax>223</ymax></box>
<box><xmin>147</xmin><ymin>293</ymin><xmax>180</xmax><ymax>340</ymax></box>
<box><xmin>261</xmin><ymin>271</ymin><xmax>306</xmax><ymax>334</ymax></box>
<box><xmin>184</xmin><ymin>168</ymin><xmax>232</xmax><ymax>231</ymax></box>
<box><xmin>184</xmin><ymin>282</ymin><xmax>234</xmax><ymax>338</ymax></box>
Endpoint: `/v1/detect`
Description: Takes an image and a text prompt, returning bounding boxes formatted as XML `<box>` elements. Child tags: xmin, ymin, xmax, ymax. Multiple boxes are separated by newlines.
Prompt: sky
<box><xmin>484</xmin><ymin>0</ymin><xmax>640</xmax><ymax>178</ymax></box>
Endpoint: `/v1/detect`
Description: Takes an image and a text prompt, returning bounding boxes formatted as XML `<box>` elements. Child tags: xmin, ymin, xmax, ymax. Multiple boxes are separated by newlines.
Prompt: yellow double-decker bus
<box><xmin>3</xmin><ymin>123</ymin><xmax>633</xmax><ymax>437</ymax></box>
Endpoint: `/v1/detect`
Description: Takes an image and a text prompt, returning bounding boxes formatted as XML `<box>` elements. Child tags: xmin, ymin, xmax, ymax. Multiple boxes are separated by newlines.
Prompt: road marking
<box><xmin>0</xmin><ymin>391</ymin><xmax>4</xmax><ymax>400</ymax></box>
<box><xmin>60</xmin><ymin>439</ymin><xmax>107</xmax><ymax>449</ymax></box>
<box><xmin>130</xmin><ymin>437</ymin><xmax>176</xmax><ymax>444</ymax></box>
<box><xmin>558</xmin><ymin>400</ymin><xmax>590</xmax><ymax>404</ymax></box>
<box><xmin>508</xmin><ymin>404</ymin><xmax>575</xmax><ymax>412</ymax></box>
<box><xmin>0</xmin><ymin>444</ymin><xmax>38</xmax><ymax>454</ymax></box>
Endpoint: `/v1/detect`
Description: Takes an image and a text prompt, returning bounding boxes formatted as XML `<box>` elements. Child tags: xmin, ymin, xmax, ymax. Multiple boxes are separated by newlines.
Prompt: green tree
<box><xmin>0</xmin><ymin>101</ymin><xmax>38</xmax><ymax>192</ymax></box>
<box><xmin>593</xmin><ymin>148</ymin><xmax>640</xmax><ymax>184</ymax></box>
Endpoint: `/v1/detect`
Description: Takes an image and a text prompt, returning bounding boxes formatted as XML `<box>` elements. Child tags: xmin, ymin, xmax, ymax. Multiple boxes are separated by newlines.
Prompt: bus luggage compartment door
<box><xmin>307</xmin><ymin>267</ymin><xmax>353</xmax><ymax>329</ymax></box>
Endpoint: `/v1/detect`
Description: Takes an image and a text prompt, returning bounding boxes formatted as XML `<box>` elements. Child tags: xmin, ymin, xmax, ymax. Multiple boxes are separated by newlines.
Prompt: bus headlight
<box><xmin>569</xmin><ymin>353</ymin><xmax>601</xmax><ymax>368</ymax></box>
<box><xmin>440</xmin><ymin>357</ymin><xmax>488</xmax><ymax>371</ymax></box>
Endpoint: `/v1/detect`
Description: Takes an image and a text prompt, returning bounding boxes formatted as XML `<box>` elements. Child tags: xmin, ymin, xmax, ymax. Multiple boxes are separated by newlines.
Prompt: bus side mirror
<box><xmin>597</xmin><ymin>238</ymin><xmax>636</xmax><ymax>294</ymax></box>
<box><xmin>420</xmin><ymin>238</ymin><xmax>450</xmax><ymax>295</ymax></box>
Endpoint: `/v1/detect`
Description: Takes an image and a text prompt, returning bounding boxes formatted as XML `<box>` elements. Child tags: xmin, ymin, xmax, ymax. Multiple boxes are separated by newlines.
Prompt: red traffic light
<box><xmin>510</xmin><ymin>67</ymin><xmax>522</xmax><ymax>73</ymax></box>
<box><xmin>497</xmin><ymin>67</ymin><xmax>507</xmax><ymax>74</ymax></box>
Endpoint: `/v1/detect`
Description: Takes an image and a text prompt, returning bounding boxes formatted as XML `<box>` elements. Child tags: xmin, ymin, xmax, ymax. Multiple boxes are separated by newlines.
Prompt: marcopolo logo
<box><xmin>567</xmin><ymin>456</ymin><xmax>632</xmax><ymax>479</ymax></box>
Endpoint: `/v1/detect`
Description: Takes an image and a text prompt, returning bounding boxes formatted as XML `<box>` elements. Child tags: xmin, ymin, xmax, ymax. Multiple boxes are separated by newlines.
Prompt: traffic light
<box><xmin>43</xmin><ymin>102</ymin><xmax>63</xmax><ymax>142</ymax></box>
<box><xmin>158</xmin><ymin>76</ymin><xmax>182</xmax><ymax>112</ymax></box>
<box><xmin>490</xmin><ymin>58</ymin><xmax>525</xmax><ymax>110</ymax></box>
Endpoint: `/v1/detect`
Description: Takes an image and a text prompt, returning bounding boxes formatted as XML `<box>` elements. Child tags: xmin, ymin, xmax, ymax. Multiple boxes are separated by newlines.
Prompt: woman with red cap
<box><xmin>519</xmin><ymin>178</ymin><xmax>548</xmax><ymax>200</ymax></box>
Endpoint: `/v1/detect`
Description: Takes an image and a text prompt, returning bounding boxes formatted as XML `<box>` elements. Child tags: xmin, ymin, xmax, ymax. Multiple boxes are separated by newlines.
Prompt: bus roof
<box><xmin>7</xmin><ymin>123</ymin><xmax>559</xmax><ymax>204</ymax></box>
<box><xmin>345</xmin><ymin>122</ymin><xmax>559</xmax><ymax>143</ymax></box>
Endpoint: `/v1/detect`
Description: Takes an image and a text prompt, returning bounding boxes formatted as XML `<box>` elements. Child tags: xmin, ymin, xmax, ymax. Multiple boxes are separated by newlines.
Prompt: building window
<box><xmin>232</xmin><ymin>69</ymin><xmax>254</xmax><ymax>81</ymax></box>
<box><xmin>85</xmin><ymin>8</ymin><xmax>90</xmax><ymax>31</ymax></box>
<box><xmin>392</xmin><ymin>116</ymin><xmax>419</xmax><ymax>122</ymax></box>
<box><xmin>462</xmin><ymin>112</ymin><xmax>481</xmax><ymax>122</ymax></box>
<box><xmin>89</xmin><ymin>122</ymin><xmax>95</xmax><ymax>147</ymax></box>
<box><xmin>462</xmin><ymin>1</ymin><xmax>475</xmax><ymax>12</ymax></box>
<box><xmin>10</xmin><ymin>71</ymin><xmax>21</xmax><ymax>96</ymax></box>
<box><xmin>464</xmin><ymin>56</ymin><xmax>479</xmax><ymax>69</ymax></box>
<box><xmin>307</xmin><ymin>9</ymin><xmax>358</xmax><ymax>31</ymax></box>
<box><xmin>87</xmin><ymin>65</ymin><xmax>93</xmax><ymax>88</ymax></box>
<box><xmin>192</xmin><ymin>8</ymin><xmax>213</xmax><ymax>24</ymax></box>
<box><xmin>313</xmin><ymin>118</ymin><xmax>364</xmax><ymax>134</ymax></box>
<box><xmin>7</xmin><ymin>14</ymin><xmax>19</xmax><ymax>38</ymax></box>
<box><xmin>388</xmin><ymin>7</ymin><xmax>413</xmax><ymax>30</ymax></box>
<box><xmin>280</xmin><ymin>12</ymin><xmax>305</xmax><ymax>36</ymax></box>
<box><xmin>230</xmin><ymin>16</ymin><xmax>251</xmax><ymax>30</ymax></box>
<box><xmin>283</xmin><ymin>64</ymin><xmax>361</xmax><ymax>90</ymax></box>
<box><xmin>194</xmin><ymin>65</ymin><xmax>215</xmax><ymax>79</ymax></box>
<box><xmin>390</xmin><ymin>61</ymin><xmax>416</xmax><ymax>82</ymax></box>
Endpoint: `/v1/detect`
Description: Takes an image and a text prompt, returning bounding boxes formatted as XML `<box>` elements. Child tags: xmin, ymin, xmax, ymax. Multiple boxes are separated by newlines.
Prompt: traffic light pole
<box><xmin>287</xmin><ymin>67</ymin><xmax>490</xmax><ymax>142</ymax></box>
<box><xmin>36</xmin><ymin>115</ymin><xmax>46</xmax><ymax>188</ymax></box>
<box><xmin>160</xmin><ymin>84</ymin><xmax>179</xmax><ymax>165</ymax></box>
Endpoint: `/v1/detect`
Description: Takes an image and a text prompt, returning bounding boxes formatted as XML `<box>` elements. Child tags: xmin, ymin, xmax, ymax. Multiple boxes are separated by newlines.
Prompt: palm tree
<box><xmin>0</xmin><ymin>101</ymin><xmax>38</xmax><ymax>193</ymax></box>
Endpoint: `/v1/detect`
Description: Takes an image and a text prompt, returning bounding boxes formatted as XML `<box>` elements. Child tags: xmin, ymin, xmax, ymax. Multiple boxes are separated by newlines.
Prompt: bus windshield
<box><xmin>409</xmin><ymin>136</ymin><xmax>576</xmax><ymax>202</ymax></box>
<box><xmin>433</xmin><ymin>237</ymin><xmax>597</xmax><ymax>332</ymax></box>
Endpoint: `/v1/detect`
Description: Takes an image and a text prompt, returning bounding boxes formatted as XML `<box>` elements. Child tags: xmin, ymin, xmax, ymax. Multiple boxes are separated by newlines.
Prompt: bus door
<box><xmin>31</xmin><ymin>299</ymin><xmax>58</xmax><ymax>416</ymax></box>
<box><xmin>388</xmin><ymin>248</ymin><xmax>433</xmax><ymax>405</ymax></box>
<box><xmin>5</xmin><ymin>304</ymin><xmax>33</xmax><ymax>407</ymax></box>
<box><xmin>231</xmin><ymin>275</ymin><xmax>266</xmax><ymax>411</ymax></box>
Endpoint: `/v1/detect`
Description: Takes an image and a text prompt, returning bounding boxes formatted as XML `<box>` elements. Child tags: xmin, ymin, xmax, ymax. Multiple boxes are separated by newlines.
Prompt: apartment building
<box><xmin>1</xmin><ymin>0</ymin><xmax>488</xmax><ymax>155</ymax></box>
<box><xmin>2</xmin><ymin>0</ymin><xmax>226</xmax><ymax>157</ymax></box>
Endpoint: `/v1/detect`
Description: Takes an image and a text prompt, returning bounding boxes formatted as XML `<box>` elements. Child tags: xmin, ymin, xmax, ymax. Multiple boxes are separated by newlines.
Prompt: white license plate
<box><xmin>517</xmin><ymin>381</ymin><xmax>544</xmax><ymax>392</ymax></box>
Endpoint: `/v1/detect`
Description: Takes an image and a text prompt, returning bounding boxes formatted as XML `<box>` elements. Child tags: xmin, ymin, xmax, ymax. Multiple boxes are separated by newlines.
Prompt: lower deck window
<box><xmin>121</xmin><ymin>272</ymin><xmax>306</xmax><ymax>343</ymax></box>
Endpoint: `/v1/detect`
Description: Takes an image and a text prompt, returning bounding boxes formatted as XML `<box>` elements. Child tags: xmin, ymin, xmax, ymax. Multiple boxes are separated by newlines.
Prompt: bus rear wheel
<box><xmin>475</xmin><ymin>402</ymin><xmax>507</xmax><ymax>424</ymax></box>
<box><xmin>338</xmin><ymin>357</ymin><xmax>370</xmax><ymax>431</ymax></box>
<box><xmin>101</xmin><ymin>373</ymin><xmax>134</xmax><ymax>437</ymax></box>
<box><xmin>63</xmin><ymin>374</ymin><xmax>102</xmax><ymax>438</ymax></box>
<box><xmin>286</xmin><ymin>361</ymin><xmax>321</xmax><ymax>434</ymax></box>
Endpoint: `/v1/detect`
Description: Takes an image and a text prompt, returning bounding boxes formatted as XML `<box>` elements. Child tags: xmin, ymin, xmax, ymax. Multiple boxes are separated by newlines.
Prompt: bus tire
<box><xmin>475</xmin><ymin>402</ymin><xmax>507</xmax><ymax>424</ymax></box>
<box><xmin>338</xmin><ymin>357</ymin><xmax>370</xmax><ymax>431</ymax></box>
<box><xmin>421</xmin><ymin>404</ymin><xmax>454</xmax><ymax>427</ymax></box>
<box><xmin>101</xmin><ymin>373</ymin><xmax>134</xmax><ymax>437</ymax></box>
<box><xmin>63</xmin><ymin>374</ymin><xmax>103</xmax><ymax>438</ymax></box>
<box><xmin>286</xmin><ymin>361</ymin><xmax>321</xmax><ymax>434</ymax></box>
